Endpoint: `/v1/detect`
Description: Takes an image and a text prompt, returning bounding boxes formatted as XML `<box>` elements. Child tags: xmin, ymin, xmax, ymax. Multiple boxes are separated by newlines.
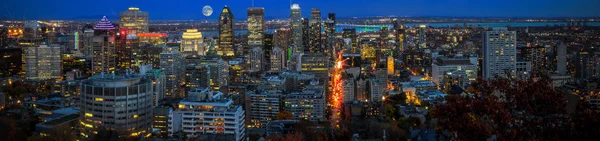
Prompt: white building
<box><xmin>25</xmin><ymin>44</ymin><xmax>62</xmax><ymax>80</ymax></box>
<box><xmin>431</xmin><ymin>56</ymin><xmax>477</xmax><ymax>89</ymax></box>
<box><xmin>168</xmin><ymin>88</ymin><xmax>245</xmax><ymax>141</ymax></box>
<box><xmin>369</xmin><ymin>78</ymin><xmax>385</xmax><ymax>102</ymax></box>
<box><xmin>482</xmin><ymin>27</ymin><xmax>516</xmax><ymax>79</ymax></box>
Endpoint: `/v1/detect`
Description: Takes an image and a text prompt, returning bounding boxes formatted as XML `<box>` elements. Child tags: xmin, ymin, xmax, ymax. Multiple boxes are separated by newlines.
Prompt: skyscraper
<box><xmin>25</xmin><ymin>44</ymin><xmax>62</xmax><ymax>80</ymax></box>
<box><xmin>247</xmin><ymin>7</ymin><xmax>265</xmax><ymax>48</ymax></box>
<box><xmin>116</xmin><ymin>30</ymin><xmax>137</xmax><ymax>70</ymax></box>
<box><xmin>482</xmin><ymin>27</ymin><xmax>516</xmax><ymax>79</ymax></box>
<box><xmin>342</xmin><ymin>28</ymin><xmax>358</xmax><ymax>53</ymax></box>
<box><xmin>160</xmin><ymin>50</ymin><xmax>185</xmax><ymax>98</ymax></box>
<box><xmin>309</xmin><ymin>8</ymin><xmax>322</xmax><ymax>53</ymax></box>
<box><xmin>302</xmin><ymin>18</ymin><xmax>310</xmax><ymax>53</ymax></box>
<box><xmin>199</xmin><ymin>42</ymin><xmax>229</xmax><ymax>92</ymax></box>
<box><xmin>290</xmin><ymin>4</ymin><xmax>303</xmax><ymax>53</ymax></box>
<box><xmin>274</xmin><ymin>27</ymin><xmax>291</xmax><ymax>51</ymax></box>
<box><xmin>181</xmin><ymin>29</ymin><xmax>204</xmax><ymax>57</ymax></box>
<box><xmin>249</xmin><ymin>47</ymin><xmax>264</xmax><ymax>71</ymax></box>
<box><xmin>185</xmin><ymin>64</ymin><xmax>209</xmax><ymax>91</ymax></box>
<box><xmin>270</xmin><ymin>47</ymin><xmax>286</xmax><ymax>71</ymax></box>
<box><xmin>393</xmin><ymin>19</ymin><xmax>405</xmax><ymax>54</ymax></box>
<box><xmin>92</xmin><ymin>16</ymin><xmax>116</xmax><ymax>74</ymax></box>
<box><xmin>80</xmin><ymin>73</ymin><xmax>154</xmax><ymax>139</ymax></box>
<box><xmin>416</xmin><ymin>24</ymin><xmax>427</xmax><ymax>49</ymax></box>
<box><xmin>557</xmin><ymin>42</ymin><xmax>567</xmax><ymax>75</ymax></box>
<box><xmin>324</xmin><ymin>13</ymin><xmax>336</xmax><ymax>50</ymax></box>
<box><xmin>264</xmin><ymin>34</ymin><xmax>274</xmax><ymax>70</ymax></box>
<box><xmin>219</xmin><ymin>6</ymin><xmax>235</xmax><ymax>57</ymax></box>
<box><xmin>119</xmin><ymin>7</ymin><xmax>149</xmax><ymax>34</ymax></box>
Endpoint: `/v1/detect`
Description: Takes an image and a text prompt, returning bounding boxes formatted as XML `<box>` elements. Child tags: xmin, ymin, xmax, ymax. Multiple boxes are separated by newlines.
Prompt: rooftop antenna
<box><xmin>252</xmin><ymin>0</ymin><xmax>255</xmax><ymax>7</ymax></box>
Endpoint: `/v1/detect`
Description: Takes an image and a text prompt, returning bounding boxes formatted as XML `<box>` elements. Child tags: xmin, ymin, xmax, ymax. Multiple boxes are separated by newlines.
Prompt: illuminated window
<box><xmin>85</xmin><ymin>113</ymin><xmax>93</xmax><ymax>117</ymax></box>
<box><xmin>95</xmin><ymin>97</ymin><xmax>104</xmax><ymax>101</ymax></box>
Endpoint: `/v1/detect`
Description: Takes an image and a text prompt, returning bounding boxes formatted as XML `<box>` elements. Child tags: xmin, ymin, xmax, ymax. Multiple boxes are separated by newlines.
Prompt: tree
<box><xmin>431</xmin><ymin>75</ymin><xmax>589</xmax><ymax>140</ymax></box>
<box><xmin>383</xmin><ymin>93</ymin><xmax>407</xmax><ymax>120</ymax></box>
<box><xmin>276</xmin><ymin>110</ymin><xmax>294</xmax><ymax>120</ymax></box>
<box><xmin>265</xmin><ymin>132</ymin><xmax>304</xmax><ymax>141</ymax></box>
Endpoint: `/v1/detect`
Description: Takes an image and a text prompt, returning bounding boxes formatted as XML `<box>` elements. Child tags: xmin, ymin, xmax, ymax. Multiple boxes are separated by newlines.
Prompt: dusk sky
<box><xmin>2</xmin><ymin>0</ymin><xmax>600</xmax><ymax>20</ymax></box>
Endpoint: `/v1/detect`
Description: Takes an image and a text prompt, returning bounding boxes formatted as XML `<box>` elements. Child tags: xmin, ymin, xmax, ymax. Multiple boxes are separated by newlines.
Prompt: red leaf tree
<box><xmin>431</xmin><ymin>75</ymin><xmax>592</xmax><ymax>141</ymax></box>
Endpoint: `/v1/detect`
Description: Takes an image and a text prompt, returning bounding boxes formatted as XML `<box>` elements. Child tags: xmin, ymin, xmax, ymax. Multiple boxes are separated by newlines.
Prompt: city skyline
<box><xmin>2</xmin><ymin>0</ymin><xmax>600</xmax><ymax>20</ymax></box>
<box><xmin>1</xmin><ymin>1</ymin><xmax>600</xmax><ymax>141</ymax></box>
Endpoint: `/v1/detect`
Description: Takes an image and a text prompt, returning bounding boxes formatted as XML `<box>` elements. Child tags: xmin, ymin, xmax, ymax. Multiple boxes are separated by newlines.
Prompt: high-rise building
<box><xmin>285</xmin><ymin>87</ymin><xmax>326</xmax><ymax>122</ymax></box>
<box><xmin>116</xmin><ymin>31</ymin><xmax>137</xmax><ymax>70</ymax></box>
<box><xmin>249</xmin><ymin>47</ymin><xmax>264</xmax><ymax>71</ymax></box>
<box><xmin>416</xmin><ymin>24</ymin><xmax>427</xmax><ymax>49</ymax></box>
<box><xmin>573</xmin><ymin>49</ymin><xmax>600</xmax><ymax>78</ymax></box>
<box><xmin>247</xmin><ymin>89</ymin><xmax>282</xmax><ymax>128</ymax></box>
<box><xmin>302</xmin><ymin>18</ymin><xmax>310</xmax><ymax>53</ymax></box>
<box><xmin>342</xmin><ymin>28</ymin><xmax>358</xmax><ymax>53</ymax></box>
<box><xmin>119</xmin><ymin>7</ymin><xmax>149</xmax><ymax>34</ymax></box>
<box><xmin>290</xmin><ymin>4</ymin><xmax>303</xmax><ymax>53</ymax></box>
<box><xmin>198</xmin><ymin>52</ymin><xmax>229</xmax><ymax>92</ymax></box>
<box><xmin>185</xmin><ymin>64</ymin><xmax>210</xmax><ymax>91</ymax></box>
<box><xmin>324</xmin><ymin>13</ymin><xmax>336</xmax><ymax>50</ymax></box>
<box><xmin>264</xmin><ymin>34</ymin><xmax>274</xmax><ymax>70</ymax></box>
<box><xmin>482</xmin><ymin>27</ymin><xmax>516</xmax><ymax>79</ymax></box>
<box><xmin>393</xmin><ymin>19</ymin><xmax>405</xmax><ymax>54</ymax></box>
<box><xmin>557</xmin><ymin>42</ymin><xmax>567</xmax><ymax>75</ymax></box>
<box><xmin>160</xmin><ymin>50</ymin><xmax>185</xmax><ymax>98</ymax></box>
<box><xmin>0</xmin><ymin>48</ymin><xmax>22</xmax><ymax>77</ymax></box>
<box><xmin>270</xmin><ymin>47</ymin><xmax>286</xmax><ymax>71</ymax></box>
<box><xmin>25</xmin><ymin>44</ymin><xmax>62</xmax><ymax>80</ymax></box>
<box><xmin>79</xmin><ymin>74</ymin><xmax>154</xmax><ymax>139</ymax></box>
<box><xmin>152</xmin><ymin>106</ymin><xmax>170</xmax><ymax>138</ymax></box>
<box><xmin>309</xmin><ymin>8</ymin><xmax>322</xmax><ymax>53</ymax></box>
<box><xmin>274</xmin><ymin>28</ymin><xmax>291</xmax><ymax>50</ymax></box>
<box><xmin>169</xmin><ymin>88</ymin><xmax>245</xmax><ymax>141</ymax></box>
<box><xmin>247</xmin><ymin>8</ymin><xmax>264</xmax><ymax>48</ymax></box>
<box><xmin>140</xmin><ymin>66</ymin><xmax>167</xmax><ymax>107</ymax></box>
<box><xmin>82</xmin><ymin>29</ymin><xmax>95</xmax><ymax>57</ymax></box>
<box><xmin>92</xmin><ymin>16</ymin><xmax>117</xmax><ymax>74</ymax></box>
<box><xmin>368</xmin><ymin>78</ymin><xmax>385</xmax><ymax>102</ymax></box>
<box><xmin>431</xmin><ymin>56</ymin><xmax>477</xmax><ymax>90</ymax></box>
<box><xmin>219</xmin><ymin>6</ymin><xmax>235</xmax><ymax>57</ymax></box>
<box><xmin>300</xmin><ymin>53</ymin><xmax>330</xmax><ymax>78</ymax></box>
<box><xmin>181</xmin><ymin>29</ymin><xmax>204</xmax><ymax>57</ymax></box>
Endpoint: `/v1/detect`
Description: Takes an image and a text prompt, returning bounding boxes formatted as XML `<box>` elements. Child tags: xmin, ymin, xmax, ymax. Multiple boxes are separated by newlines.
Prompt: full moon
<box><xmin>203</xmin><ymin>5</ymin><xmax>213</xmax><ymax>16</ymax></box>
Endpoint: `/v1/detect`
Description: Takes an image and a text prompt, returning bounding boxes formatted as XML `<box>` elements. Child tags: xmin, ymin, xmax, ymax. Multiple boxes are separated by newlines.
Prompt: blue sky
<box><xmin>1</xmin><ymin>0</ymin><xmax>599</xmax><ymax>20</ymax></box>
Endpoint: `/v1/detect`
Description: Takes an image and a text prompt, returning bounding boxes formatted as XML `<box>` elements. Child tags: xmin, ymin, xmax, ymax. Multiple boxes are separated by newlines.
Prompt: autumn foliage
<box><xmin>431</xmin><ymin>76</ymin><xmax>600</xmax><ymax>141</ymax></box>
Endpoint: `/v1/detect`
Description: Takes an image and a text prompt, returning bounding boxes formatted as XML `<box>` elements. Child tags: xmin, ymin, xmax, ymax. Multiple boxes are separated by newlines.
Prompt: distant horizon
<box><xmin>2</xmin><ymin>15</ymin><xmax>600</xmax><ymax>21</ymax></box>
<box><xmin>2</xmin><ymin>0</ymin><xmax>600</xmax><ymax>21</ymax></box>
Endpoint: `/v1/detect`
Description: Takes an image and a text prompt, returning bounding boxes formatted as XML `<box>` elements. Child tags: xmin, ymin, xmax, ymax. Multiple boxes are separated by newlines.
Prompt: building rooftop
<box><xmin>434</xmin><ymin>57</ymin><xmax>474</xmax><ymax>66</ymax></box>
<box><xmin>93</xmin><ymin>16</ymin><xmax>115</xmax><ymax>30</ymax></box>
